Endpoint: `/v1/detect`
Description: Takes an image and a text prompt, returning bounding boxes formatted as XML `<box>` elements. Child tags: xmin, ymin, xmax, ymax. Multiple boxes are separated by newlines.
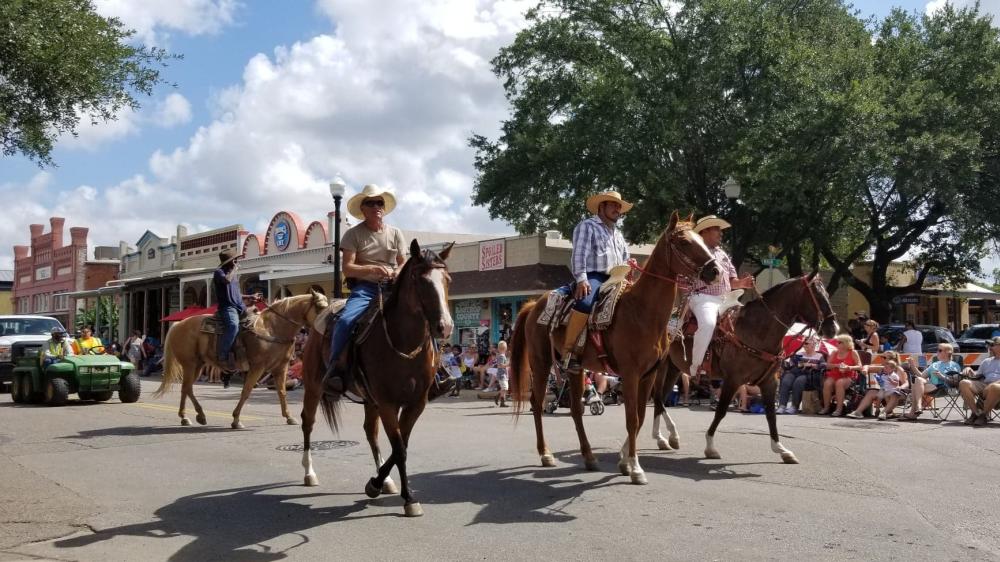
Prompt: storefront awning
<box><xmin>449</xmin><ymin>264</ymin><xmax>573</xmax><ymax>297</ymax></box>
<box><xmin>919</xmin><ymin>282</ymin><xmax>1000</xmax><ymax>301</ymax></box>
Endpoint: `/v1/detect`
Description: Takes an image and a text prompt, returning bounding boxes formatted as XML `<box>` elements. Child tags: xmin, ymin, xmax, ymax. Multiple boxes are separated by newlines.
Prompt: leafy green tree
<box><xmin>0</xmin><ymin>0</ymin><xmax>175</xmax><ymax>165</ymax></box>
<box><xmin>75</xmin><ymin>296</ymin><xmax>119</xmax><ymax>341</ymax></box>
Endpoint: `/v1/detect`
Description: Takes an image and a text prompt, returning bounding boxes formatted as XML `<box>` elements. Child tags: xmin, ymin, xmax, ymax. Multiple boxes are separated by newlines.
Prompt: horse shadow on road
<box><xmin>58</xmin><ymin>426</ymin><xmax>235</xmax><ymax>439</ymax></box>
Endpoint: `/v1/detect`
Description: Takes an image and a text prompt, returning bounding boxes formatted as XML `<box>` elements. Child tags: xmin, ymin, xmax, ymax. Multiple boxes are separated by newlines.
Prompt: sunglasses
<box><xmin>362</xmin><ymin>200</ymin><xmax>385</xmax><ymax>208</ymax></box>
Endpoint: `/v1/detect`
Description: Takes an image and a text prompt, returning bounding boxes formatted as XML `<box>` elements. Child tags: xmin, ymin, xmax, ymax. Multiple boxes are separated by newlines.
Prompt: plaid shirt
<box><xmin>689</xmin><ymin>246</ymin><xmax>737</xmax><ymax>296</ymax></box>
<box><xmin>571</xmin><ymin>216</ymin><xmax>629</xmax><ymax>282</ymax></box>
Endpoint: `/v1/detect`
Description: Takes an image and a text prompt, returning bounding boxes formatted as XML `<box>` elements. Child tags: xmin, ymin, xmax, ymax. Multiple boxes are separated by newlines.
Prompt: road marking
<box><xmin>130</xmin><ymin>402</ymin><xmax>263</xmax><ymax>421</ymax></box>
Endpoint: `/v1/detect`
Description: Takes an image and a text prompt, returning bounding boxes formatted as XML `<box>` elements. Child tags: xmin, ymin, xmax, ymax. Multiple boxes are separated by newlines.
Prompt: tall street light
<box><xmin>723</xmin><ymin>176</ymin><xmax>742</xmax><ymax>260</ymax></box>
<box><xmin>329</xmin><ymin>177</ymin><xmax>347</xmax><ymax>298</ymax></box>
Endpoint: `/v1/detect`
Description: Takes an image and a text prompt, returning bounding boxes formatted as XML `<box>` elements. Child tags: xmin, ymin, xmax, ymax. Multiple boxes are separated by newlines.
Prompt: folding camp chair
<box><xmin>927</xmin><ymin>354</ymin><xmax>965</xmax><ymax>422</ymax></box>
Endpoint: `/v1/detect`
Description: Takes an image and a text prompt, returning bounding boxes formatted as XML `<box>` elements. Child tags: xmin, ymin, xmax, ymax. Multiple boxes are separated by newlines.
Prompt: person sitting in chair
<box><xmin>323</xmin><ymin>184</ymin><xmax>406</xmax><ymax>398</ymax></box>
<box><xmin>42</xmin><ymin>327</ymin><xmax>74</xmax><ymax>368</ymax></box>
<box><xmin>685</xmin><ymin>215</ymin><xmax>754</xmax><ymax>379</ymax></box>
<box><xmin>559</xmin><ymin>190</ymin><xmax>633</xmax><ymax>374</ymax></box>
<box><xmin>901</xmin><ymin>343</ymin><xmax>962</xmax><ymax>420</ymax></box>
<box><xmin>213</xmin><ymin>251</ymin><xmax>260</xmax><ymax>381</ymax></box>
<box><xmin>958</xmin><ymin>336</ymin><xmax>1000</xmax><ymax>426</ymax></box>
<box><xmin>76</xmin><ymin>326</ymin><xmax>103</xmax><ymax>354</ymax></box>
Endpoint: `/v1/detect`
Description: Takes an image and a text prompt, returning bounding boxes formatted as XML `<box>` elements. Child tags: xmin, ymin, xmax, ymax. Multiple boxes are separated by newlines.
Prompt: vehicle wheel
<box><xmin>45</xmin><ymin>378</ymin><xmax>70</xmax><ymax>406</ymax></box>
<box><xmin>11</xmin><ymin>375</ymin><xmax>25</xmax><ymax>404</ymax></box>
<box><xmin>118</xmin><ymin>373</ymin><xmax>141</xmax><ymax>403</ymax></box>
<box><xmin>91</xmin><ymin>391</ymin><xmax>113</xmax><ymax>402</ymax></box>
<box><xmin>23</xmin><ymin>376</ymin><xmax>41</xmax><ymax>404</ymax></box>
<box><xmin>590</xmin><ymin>401</ymin><xmax>605</xmax><ymax>416</ymax></box>
<box><xmin>78</xmin><ymin>391</ymin><xmax>92</xmax><ymax>401</ymax></box>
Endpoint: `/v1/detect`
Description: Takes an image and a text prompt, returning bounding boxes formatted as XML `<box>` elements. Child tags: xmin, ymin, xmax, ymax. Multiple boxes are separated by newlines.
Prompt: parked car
<box><xmin>0</xmin><ymin>315</ymin><xmax>67</xmax><ymax>392</ymax></box>
<box><xmin>956</xmin><ymin>324</ymin><xmax>1000</xmax><ymax>352</ymax></box>
<box><xmin>877</xmin><ymin>323</ymin><xmax>960</xmax><ymax>353</ymax></box>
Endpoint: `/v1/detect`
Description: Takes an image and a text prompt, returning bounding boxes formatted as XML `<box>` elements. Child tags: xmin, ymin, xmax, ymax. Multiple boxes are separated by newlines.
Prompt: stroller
<box><xmin>545</xmin><ymin>370</ymin><xmax>605</xmax><ymax>415</ymax></box>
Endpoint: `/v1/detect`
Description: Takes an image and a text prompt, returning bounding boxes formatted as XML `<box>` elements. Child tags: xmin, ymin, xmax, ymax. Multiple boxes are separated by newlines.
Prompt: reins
<box><xmin>246</xmin><ymin>298</ymin><xmax>318</xmax><ymax>345</ymax></box>
<box><xmin>376</xmin><ymin>277</ymin><xmax>431</xmax><ymax>360</ymax></box>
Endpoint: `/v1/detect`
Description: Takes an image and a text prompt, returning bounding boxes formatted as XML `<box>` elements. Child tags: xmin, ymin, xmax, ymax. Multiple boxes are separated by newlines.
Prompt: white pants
<box><xmin>689</xmin><ymin>293</ymin><xmax>724</xmax><ymax>375</ymax></box>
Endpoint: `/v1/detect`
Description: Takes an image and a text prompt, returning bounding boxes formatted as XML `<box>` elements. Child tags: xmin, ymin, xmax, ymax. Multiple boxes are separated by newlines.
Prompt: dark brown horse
<box><xmin>650</xmin><ymin>274</ymin><xmax>838</xmax><ymax>463</ymax></box>
<box><xmin>298</xmin><ymin>240</ymin><xmax>453</xmax><ymax>517</ymax></box>
<box><xmin>509</xmin><ymin>212</ymin><xmax>719</xmax><ymax>485</ymax></box>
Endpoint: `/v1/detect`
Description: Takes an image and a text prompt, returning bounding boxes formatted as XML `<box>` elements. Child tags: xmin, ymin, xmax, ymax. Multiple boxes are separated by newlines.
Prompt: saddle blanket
<box><xmin>312</xmin><ymin>299</ymin><xmax>348</xmax><ymax>335</ymax></box>
<box><xmin>536</xmin><ymin>280</ymin><xmax>629</xmax><ymax>333</ymax></box>
<box><xmin>199</xmin><ymin>311</ymin><xmax>259</xmax><ymax>335</ymax></box>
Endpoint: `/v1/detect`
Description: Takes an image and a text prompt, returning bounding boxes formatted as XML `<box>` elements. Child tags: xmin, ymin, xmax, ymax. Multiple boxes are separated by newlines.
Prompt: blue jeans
<box><xmin>330</xmin><ymin>281</ymin><xmax>380</xmax><ymax>361</ymax></box>
<box><xmin>217</xmin><ymin>306</ymin><xmax>240</xmax><ymax>361</ymax></box>
<box><xmin>557</xmin><ymin>272</ymin><xmax>609</xmax><ymax>313</ymax></box>
<box><xmin>778</xmin><ymin>368</ymin><xmax>809</xmax><ymax>408</ymax></box>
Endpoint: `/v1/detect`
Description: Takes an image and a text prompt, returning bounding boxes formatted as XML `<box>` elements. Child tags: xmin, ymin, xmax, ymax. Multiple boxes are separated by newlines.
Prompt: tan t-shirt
<box><xmin>341</xmin><ymin>223</ymin><xmax>407</xmax><ymax>283</ymax></box>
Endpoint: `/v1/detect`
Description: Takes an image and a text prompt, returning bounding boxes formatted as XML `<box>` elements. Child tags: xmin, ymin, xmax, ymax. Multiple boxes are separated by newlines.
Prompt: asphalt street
<box><xmin>1</xmin><ymin>377</ymin><xmax>998</xmax><ymax>562</ymax></box>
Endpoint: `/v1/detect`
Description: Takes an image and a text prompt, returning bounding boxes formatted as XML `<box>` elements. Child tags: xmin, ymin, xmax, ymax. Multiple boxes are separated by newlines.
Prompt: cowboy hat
<box><xmin>219</xmin><ymin>251</ymin><xmax>238</xmax><ymax>266</ymax></box>
<box><xmin>347</xmin><ymin>184</ymin><xmax>397</xmax><ymax>220</ymax></box>
<box><xmin>693</xmin><ymin>215</ymin><xmax>732</xmax><ymax>233</ymax></box>
<box><xmin>585</xmin><ymin>190</ymin><xmax>633</xmax><ymax>215</ymax></box>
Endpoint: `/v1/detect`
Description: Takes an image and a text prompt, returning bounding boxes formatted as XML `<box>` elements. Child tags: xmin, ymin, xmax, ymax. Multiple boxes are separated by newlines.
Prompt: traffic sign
<box><xmin>760</xmin><ymin>258</ymin><xmax>782</xmax><ymax>267</ymax></box>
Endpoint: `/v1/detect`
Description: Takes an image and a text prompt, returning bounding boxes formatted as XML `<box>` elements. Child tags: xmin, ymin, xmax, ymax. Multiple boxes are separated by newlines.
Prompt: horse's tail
<box><xmin>509</xmin><ymin>300</ymin><xmax>536</xmax><ymax>417</ymax></box>
<box><xmin>152</xmin><ymin>325</ymin><xmax>185</xmax><ymax>399</ymax></box>
<box><xmin>304</xmin><ymin>327</ymin><xmax>342</xmax><ymax>434</ymax></box>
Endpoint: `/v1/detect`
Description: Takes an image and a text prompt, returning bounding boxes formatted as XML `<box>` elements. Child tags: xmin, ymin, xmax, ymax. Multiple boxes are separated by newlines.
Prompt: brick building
<box><xmin>11</xmin><ymin>218</ymin><xmax>119</xmax><ymax>330</ymax></box>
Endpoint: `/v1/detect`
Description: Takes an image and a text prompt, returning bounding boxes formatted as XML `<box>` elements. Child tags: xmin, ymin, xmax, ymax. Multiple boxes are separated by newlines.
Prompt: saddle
<box><xmin>200</xmin><ymin>309</ymin><xmax>260</xmax><ymax>368</ymax></box>
<box><xmin>317</xmin><ymin>290</ymin><xmax>387</xmax><ymax>367</ymax></box>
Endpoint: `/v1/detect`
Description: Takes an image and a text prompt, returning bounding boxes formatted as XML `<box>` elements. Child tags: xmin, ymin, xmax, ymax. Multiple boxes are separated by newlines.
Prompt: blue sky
<box><xmin>0</xmin><ymin>0</ymin><xmax>996</xmax><ymax>281</ymax></box>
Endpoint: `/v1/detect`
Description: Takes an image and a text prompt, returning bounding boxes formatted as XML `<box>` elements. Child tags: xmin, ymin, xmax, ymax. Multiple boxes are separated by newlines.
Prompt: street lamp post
<box><xmin>329</xmin><ymin>177</ymin><xmax>347</xmax><ymax>298</ymax></box>
<box><xmin>723</xmin><ymin>176</ymin><xmax>742</xmax><ymax>260</ymax></box>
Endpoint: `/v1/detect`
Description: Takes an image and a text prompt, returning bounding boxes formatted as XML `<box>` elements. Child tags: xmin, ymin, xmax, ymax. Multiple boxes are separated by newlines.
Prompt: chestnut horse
<box><xmin>299</xmin><ymin>240</ymin><xmax>453</xmax><ymax>517</ymax></box>
<box><xmin>154</xmin><ymin>291</ymin><xmax>329</xmax><ymax>428</ymax></box>
<box><xmin>650</xmin><ymin>274</ymin><xmax>838</xmax><ymax>463</ymax></box>
<box><xmin>509</xmin><ymin>212</ymin><xmax>719</xmax><ymax>485</ymax></box>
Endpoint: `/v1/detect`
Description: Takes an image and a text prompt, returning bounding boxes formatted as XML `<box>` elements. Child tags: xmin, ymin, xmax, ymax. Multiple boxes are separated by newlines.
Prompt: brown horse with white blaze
<box><xmin>508</xmin><ymin>212</ymin><xmax>719</xmax><ymax>485</ymax></box>
<box><xmin>650</xmin><ymin>274</ymin><xmax>838</xmax><ymax>463</ymax></box>
<box><xmin>154</xmin><ymin>291</ymin><xmax>329</xmax><ymax>428</ymax></box>
<box><xmin>298</xmin><ymin>240</ymin><xmax>454</xmax><ymax>517</ymax></box>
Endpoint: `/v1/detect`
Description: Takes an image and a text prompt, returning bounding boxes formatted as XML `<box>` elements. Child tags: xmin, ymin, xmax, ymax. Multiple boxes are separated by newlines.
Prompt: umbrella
<box><xmin>160</xmin><ymin>305</ymin><xmax>211</xmax><ymax>323</ymax></box>
<box><xmin>782</xmin><ymin>322</ymin><xmax>837</xmax><ymax>355</ymax></box>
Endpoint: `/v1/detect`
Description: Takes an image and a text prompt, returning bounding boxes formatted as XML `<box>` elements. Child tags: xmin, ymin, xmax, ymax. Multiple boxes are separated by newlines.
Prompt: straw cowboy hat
<box><xmin>693</xmin><ymin>215</ymin><xmax>732</xmax><ymax>233</ymax></box>
<box><xmin>218</xmin><ymin>251</ymin><xmax>238</xmax><ymax>266</ymax></box>
<box><xmin>347</xmin><ymin>184</ymin><xmax>397</xmax><ymax>221</ymax></box>
<box><xmin>585</xmin><ymin>190</ymin><xmax>633</xmax><ymax>215</ymax></box>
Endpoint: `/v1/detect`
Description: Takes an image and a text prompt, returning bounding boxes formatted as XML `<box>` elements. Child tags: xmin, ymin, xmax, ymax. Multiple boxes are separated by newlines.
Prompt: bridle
<box><xmin>627</xmin><ymin>226</ymin><xmax>715</xmax><ymax>289</ymax></box>
<box><xmin>247</xmin><ymin>296</ymin><xmax>323</xmax><ymax>345</ymax></box>
<box><xmin>377</xmin><ymin>251</ymin><xmax>447</xmax><ymax>360</ymax></box>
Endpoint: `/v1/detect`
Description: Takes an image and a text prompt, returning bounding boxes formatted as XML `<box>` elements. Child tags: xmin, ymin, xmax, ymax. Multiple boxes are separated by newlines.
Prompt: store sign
<box><xmin>274</xmin><ymin>220</ymin><xmax>291</xmax><ymax>251</ymax></box>
<box><xmin>479</xmin><ymin>240</ymin><xmax>505</xmax><ymax>271</ymax></box>
<box><xmin>454</xmin><ymin>300</ymin><xmax>481</xmax><ymax>327</ymax></box>
<box><xmin>35</xmin><ymin>266</ymin><xmax>51</xmax><ymax>281</ymax></box>
<box><xmin>893</xmin><ymin>295</ymin><xmax>921</xmax><ymax>305</ymax></box>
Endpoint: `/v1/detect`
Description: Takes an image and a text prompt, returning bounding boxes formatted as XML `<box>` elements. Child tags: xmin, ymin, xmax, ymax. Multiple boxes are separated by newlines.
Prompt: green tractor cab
<box><xmin>9</xmin><ymin>342</ymin><xmax>140</xmax><ymax>406</ymax></box>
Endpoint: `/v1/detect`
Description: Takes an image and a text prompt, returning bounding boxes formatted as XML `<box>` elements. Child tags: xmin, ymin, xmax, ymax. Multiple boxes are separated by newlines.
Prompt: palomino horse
<box><xmin>299</xmin><ymin>240</ymin><xmax>453</xmax><ymax>517</ymax></box>
<box><xmin>509</xmin><ymin>212</ymin><xmax>719</xmax><ymax>485</ymax></box>
<box><xmin>154</xmin><ymin>291</ymin><xmax>329</xmax><ymax>428</ymax></box>
<box><xmin>650</xmin><ymin>273</ymin><xmax>838</xmax><ymax>463</ymax></box>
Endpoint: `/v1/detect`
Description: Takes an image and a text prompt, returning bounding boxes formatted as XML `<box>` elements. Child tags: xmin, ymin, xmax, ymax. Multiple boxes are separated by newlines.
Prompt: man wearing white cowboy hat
<box><xmin>558</xmin><ymin>189</ymin><xmax>633</xmax><ymax>372</ymax></box>
<box><xmin>686</xmin><ymin>215</ymin><xmax>754</xmax><ymax>378</ymax></box>
<box><xmin>213</xmin><ymin>251</ymin><xmax>261</xmax><ymax>381</ymax></box>
<box><xmin>324</xmin><ymin>184</ymin><xmax>407</xmax><ymax>397</ymax></box>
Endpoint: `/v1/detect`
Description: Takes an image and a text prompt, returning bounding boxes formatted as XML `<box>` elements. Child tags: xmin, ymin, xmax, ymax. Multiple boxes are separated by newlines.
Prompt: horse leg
<box><xmin>761</xmin><ymin>376</ymin><xmax>798</xmax><ymax>464</ymax></box>
<box><xmin>529</xmin><ymin>346</ymin><xmax>555</xmax><ymax>468</ymax></box>
<box><xmin>617</xmin><ymin>374</ymin><xmax>647</xmax><ymax>484</ymax></box>
<box><xmin>568</xmin><ymin>369</ymin><xmax>598</xmax><ymax>471</ymax></box>
<box><xmin>181</xmin><ymin>364</ymin><xmax>207</xmax><ymax>426</ymax></box>
<box><xmin>272</xmin><ymin>365</ymin><xmax>298</xmax><ymax>425</ymax></box>
<box><xmin>300</xmin><ymin>364</ymin><xmax>322</xmax><ymax>487</ymax></box>
<box><xmin>704</xmin><ymin>374</ymin><xmax>739</xmax><ymax>459</ymax></box>
<box><xmin>394</xmin><ymin>401</ymin><xmax>427</xmax><ymax>516</ymax></box>
<box><xmin>653</xmin><ymin>361</ymin><xmax>682</xmax><ymax>450</ymax></box>
<box><xmin>177</xmin><ymin>358</ymin><xmax>195</xmax><ymax>426</ymax></box>
<box><xmin>231</xmin><ymin>367</ymin><xmax>263</xmax><ymax>429</ymax></box>
<box><xmin>363</xmin><ymin>402</ymin><xmax>398</xmax><ymax>495</ymax></box>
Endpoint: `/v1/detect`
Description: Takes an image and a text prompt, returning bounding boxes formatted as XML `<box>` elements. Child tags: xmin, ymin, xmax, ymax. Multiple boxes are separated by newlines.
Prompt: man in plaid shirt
<box><xmin>559</xmin><ymin>190</ymin><xmax>633</xmax><ymax>371</ymax></box>
<box><xmin>687</xmin><ymin>215</ymin><xmax>754</xmax><ymax>376</ymax></box>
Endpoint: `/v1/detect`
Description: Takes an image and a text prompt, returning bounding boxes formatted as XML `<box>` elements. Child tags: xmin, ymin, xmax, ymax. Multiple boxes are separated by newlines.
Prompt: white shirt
<box><xmin>901</xmin><ymin>329</ymin><xmax>923</xmax><ymax>354</ymax></box>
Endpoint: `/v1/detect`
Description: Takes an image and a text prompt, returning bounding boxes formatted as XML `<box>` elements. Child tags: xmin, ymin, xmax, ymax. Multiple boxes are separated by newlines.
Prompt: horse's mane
<box><xmin>741</xmin><ymin>276</ymin><xmax>802</xmax><ymax>315</ymax></box>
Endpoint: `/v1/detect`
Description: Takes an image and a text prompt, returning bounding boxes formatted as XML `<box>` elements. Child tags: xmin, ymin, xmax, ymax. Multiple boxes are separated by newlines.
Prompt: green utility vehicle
<box><xmin>9</xmin><ymin>342</ymin><xmax>140</xmax><ymax>406</ymax></box>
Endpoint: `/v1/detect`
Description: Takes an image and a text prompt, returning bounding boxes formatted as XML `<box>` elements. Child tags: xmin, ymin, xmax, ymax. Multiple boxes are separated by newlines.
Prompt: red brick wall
<box><xmin>84</xmin><ymin>263</ymin><xmax>119</xmax><ymax>290</ymax></box>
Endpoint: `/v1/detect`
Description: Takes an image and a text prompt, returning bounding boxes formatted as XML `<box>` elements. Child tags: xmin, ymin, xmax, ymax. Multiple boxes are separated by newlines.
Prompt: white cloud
<box><xmin>60</xmin><ymin>108</ymin><xmax>140</xmax><ymax>151</ymax></box>
<box><xmin>926</xmin><ymin>0</ymin><xmax>1000</xmax><ymax>20</ymax></box>
<box><xmin>2</xmin><ymin>0</ymin><xmax>533</xmax><ymax>269</ymax></box>
<box><xmin>93</xmin><ymin>0</ymin><xmax>240</xmax><ymax>45</ymax></box>
<box><xmin>153</xmin><ymin>93</ymin><xmax>193</xmax><ymax>127</ymax></box>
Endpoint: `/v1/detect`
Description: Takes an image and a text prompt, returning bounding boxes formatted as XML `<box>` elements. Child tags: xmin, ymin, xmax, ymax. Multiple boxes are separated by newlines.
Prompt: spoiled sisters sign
<box><xmin>479</xmin><ymin>239</ymin><xmax>505</xmax><ymax>271</ymax></box>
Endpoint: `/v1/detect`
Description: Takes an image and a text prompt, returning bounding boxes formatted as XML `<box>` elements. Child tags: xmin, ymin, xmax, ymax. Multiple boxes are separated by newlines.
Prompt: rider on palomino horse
<box><xmin>323</xmin><ymin>184</ymin><xmax>407</xmax><ymax>398</ymax></box>
<box><xmin>213</xmin><ymin>251</ymin><xmax>261</xmax><ymax>381</ymax></box>
<box><xmin>685</xmin><ymin>216</ymin><xmax>754</xmax><ymax>378</ymax></box>
<box><xmin>558</xmin><ymin>190</ymin><xmax>633</xmax><ymax>373</ymax></box>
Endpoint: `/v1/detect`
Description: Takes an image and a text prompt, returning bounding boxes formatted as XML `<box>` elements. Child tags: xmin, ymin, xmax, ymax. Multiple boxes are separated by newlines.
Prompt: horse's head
<box><xmin>801</xmin><ymin>272</ymin><xmax>838</xmax><ymax>337</ymax></box>
<box><xmin>663</xmin><ymin>212</ymin><xmax>719</xmax><ymax>284</ymax></box>
<box><xmin>398</xmin><ymin>239</ymin><xmax>455</xmax><ymax>340</ymax></box>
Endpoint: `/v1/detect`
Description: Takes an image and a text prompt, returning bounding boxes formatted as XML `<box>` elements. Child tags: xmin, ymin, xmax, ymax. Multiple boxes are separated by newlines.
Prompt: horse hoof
<box><xmin>404</xmin><ymin>502</ymin><xmax>424</xmax><ymax>518</ymax></box>
<box><xmin>286</xmin><ymin>417</ymin><xmax>299</xmax><ymax>426</ymax></box>
<box><xmin>540</xmin><ymin>454</ymin><xmax>556</xmax><ymax>468</ymax></box>
<box><xmin>617</xmin><ymin>462</ymin><xmax>629</xmax><ymax>476</ymax></box>
<box><xmin>584</xmin><ymin>459</ymin><xmax>600</xmax><ymax>471</ymax></box>
<box><xmin>656</xmin><ymin>438</ymin><xmax>672</xmax><ymax>451</ymax></box>
<box><xmin>704</xmin><ymin>449</ymin><xmax>721</xmax><ymax>460</ymax></box>
<box><xmin>231</xmin><ymin>421</ymin><xmax>244</xmax><ymax>430</ymax></box>
<box><xmin>630</xmin><ymin>472</ymin><xmax>648</xmax><ymax>485</ymax></box>
<box><xmin>180</xmin><ymin>418</ymin><xmax>192</xmax><ymax>427</ymax></box>
<box><xmin>365</xmin><ymin>479</ymin><xmax>382</xmax><ymax>499</ymax></box>
<box><xmin>668</xmin><ymin>436</ymin><xmax>680</xmax><ymax>450</ymax></box>
<box><xmin>381</xmin><ymin>478</ymin><xmax>399</xmax><ymax>495</ymax></box>
<box><xmin>196</xmin><ymin>414</ymin><xmax>207</xmax><ymax>426</ymax></box>
<box><xmin>781</xmin><ymin>453</ymin><xmax>799</xmax><ymax>464</ymax></box>
<box><xmin>304</xmin><ymin>474</ymin><xmax>319</xmax><ymax>487</ymax></box>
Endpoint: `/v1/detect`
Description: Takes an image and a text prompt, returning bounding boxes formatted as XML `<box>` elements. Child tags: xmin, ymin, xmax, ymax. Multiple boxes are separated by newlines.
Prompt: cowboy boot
<box><xmin>561</xmin><ymin>310</ymin><xmax>589</xmax><ymax>371</ymax></box>
<box><xmin>322</xmin><ymin>357</ymin><xmax>354</xmax><ymax>398</ymax></box>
